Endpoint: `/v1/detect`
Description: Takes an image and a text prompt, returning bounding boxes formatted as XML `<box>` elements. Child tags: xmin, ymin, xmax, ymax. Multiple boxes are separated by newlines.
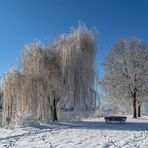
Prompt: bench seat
<box><xmin>104</xmin><ymin>116</ymin><xmax>127</xmax><ymax>124</ymax></box>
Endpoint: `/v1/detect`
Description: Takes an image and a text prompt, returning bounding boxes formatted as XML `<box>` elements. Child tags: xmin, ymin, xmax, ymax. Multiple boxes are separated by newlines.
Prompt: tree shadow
<box><xmin>62</xmin><ymin>121</ymin><xmax>147</xmax><ymax>131</ymax></box>
<box><xmin>32</xmin><ymin>120</ymin><xmax>148</xmax><ymax>132</ymax></box>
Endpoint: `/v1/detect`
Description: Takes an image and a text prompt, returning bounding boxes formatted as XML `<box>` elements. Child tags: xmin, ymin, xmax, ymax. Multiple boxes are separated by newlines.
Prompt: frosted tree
<box><xmin>102</xmin><ymin>39</ymin><xmax>148</xmax><ymax>118</ymax></box>
<box><xmin>2</xmin><ymin>24</ymin><xmax>97</xmax><ymax>126</ymax></box>
<box><xmin>21</xmin><ymin>43</ymin><xmax>55</xmax><ymax>122</ymax></box>
<box><xmin>58</xmin><ymin>25</ymin><xmax>97</xmax><ymax>111</ymax></box>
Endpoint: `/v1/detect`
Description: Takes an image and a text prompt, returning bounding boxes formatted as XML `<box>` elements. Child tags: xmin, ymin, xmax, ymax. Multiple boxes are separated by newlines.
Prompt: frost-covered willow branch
<box><xmin>101</xmin><ymin>39</ymin><xmax>148</xmax><ymax>118</ymax></box>
<box><xmin>2</xmin><ymin>24</ymin><xmax>98</xmax><ymax>126</ymax></box>
<box><xmin>57</xmin><ymin>25</ymin><xmax>97</xmax><ymax>111</ymax></box>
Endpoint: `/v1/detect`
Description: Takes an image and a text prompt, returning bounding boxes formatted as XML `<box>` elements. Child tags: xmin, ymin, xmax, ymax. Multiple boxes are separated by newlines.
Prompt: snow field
<box><xmin>0</xmin><ymin>116</ymin><xmax>147</xmax><ymax>148</ymax></box>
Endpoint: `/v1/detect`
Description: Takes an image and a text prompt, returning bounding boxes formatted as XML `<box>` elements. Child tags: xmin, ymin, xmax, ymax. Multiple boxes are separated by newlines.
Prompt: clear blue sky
<box><xmin>0</xmin><ymin>0</ymin><xmax>148</xmax><ymax>79</ymax></box>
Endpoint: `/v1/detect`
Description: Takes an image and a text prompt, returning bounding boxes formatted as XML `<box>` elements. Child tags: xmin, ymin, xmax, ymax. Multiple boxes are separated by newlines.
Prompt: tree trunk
<box><xmin>53</xmin><ymin>98</ymin><xmax>58</xmax><ymax>121</ymax></box>
<box><xmin>138</xmin><ymin>105</ymin><xmax>141</xmax><ymax>117</ymax></box>
<box><xmin>133</xmin><ymin>99</ymin><xmax>137</xmax><ymax>118</ymax></box>
<box><xmin>50</xmin><ymin>90</ymin><xmax>58</xmax><ymax>122</ymax></box>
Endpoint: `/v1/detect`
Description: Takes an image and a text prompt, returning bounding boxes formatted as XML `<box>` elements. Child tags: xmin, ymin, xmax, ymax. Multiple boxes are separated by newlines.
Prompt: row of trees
<box><xmin>102</xmin><ymin>39</ymin><xmax>148</xmax><ymax>118</ymax></box>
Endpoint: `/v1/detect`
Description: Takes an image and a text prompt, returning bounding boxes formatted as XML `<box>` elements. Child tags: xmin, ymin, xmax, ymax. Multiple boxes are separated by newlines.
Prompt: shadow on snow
<box><xmin>30</xmin><ymin>119</ymin><xmax>148</xmax><ymax>132</ymax></box>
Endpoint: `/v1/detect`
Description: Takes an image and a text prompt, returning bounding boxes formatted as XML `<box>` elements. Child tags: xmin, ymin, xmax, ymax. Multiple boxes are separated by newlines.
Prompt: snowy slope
<box><xmin>0</xmin><ymin>116</ymin><xmax>148</xmax><ymax>148</ymax></box>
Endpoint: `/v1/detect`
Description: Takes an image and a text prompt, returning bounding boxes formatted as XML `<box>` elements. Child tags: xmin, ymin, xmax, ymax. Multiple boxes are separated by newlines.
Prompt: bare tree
<box><xmin>102</xmin><ymin>39</ymin><xmax>148</xmax><ymax>118</ymax></box>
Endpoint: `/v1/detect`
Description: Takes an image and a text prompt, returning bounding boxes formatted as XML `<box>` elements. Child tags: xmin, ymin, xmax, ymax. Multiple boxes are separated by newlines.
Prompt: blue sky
<box><xmin>0</xmin><ymin>0</ymin><xmax>148</xmax><ymax>79</ymax></box>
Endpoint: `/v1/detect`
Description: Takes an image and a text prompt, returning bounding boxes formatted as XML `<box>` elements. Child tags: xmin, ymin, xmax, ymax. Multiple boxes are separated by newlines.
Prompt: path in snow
<box><xmin>0</xmin><ymin>116</ymin><xmax>147</xmax><ymax>148</ymax></box>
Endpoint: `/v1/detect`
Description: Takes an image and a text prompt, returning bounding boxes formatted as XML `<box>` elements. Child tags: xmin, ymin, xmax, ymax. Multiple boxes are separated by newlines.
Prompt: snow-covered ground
<box><xmin>0</xmin><ymin>116</ymin><xmax>148</xmax><ymax>148</ymax></box>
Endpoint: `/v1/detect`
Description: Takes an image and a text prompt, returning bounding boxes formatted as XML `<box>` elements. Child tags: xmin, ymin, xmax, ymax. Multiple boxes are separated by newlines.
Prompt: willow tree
<box><xmin>2</xmin><ymin>24</ymin><xmax>97</xmax><ymax>126</ymax></box>
<box><xmin>56</xmin><ymin>25</ymin><xmax>97</xmax><ymax>112</ymax></box>
<box><xmin>2</xmin><ymin>71</ymin><xmax>25</xmax><ymax>125</ymax></box>
<box><xmin>102</xmin><ymin>39</ymin><xmax>148</xmax><ymax>118</ymax></box>
<box><xmin>21</xmin><ymin>43</ymin><xmax>59</xmax><ymax>122</ymax></box>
